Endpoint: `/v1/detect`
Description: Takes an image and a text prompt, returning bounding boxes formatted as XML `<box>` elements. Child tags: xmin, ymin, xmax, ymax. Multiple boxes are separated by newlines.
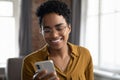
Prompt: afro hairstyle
<box><xmin>36</xmin><ymin>0</ymin><xmax>72</xmax><ymax>27</ymax></box>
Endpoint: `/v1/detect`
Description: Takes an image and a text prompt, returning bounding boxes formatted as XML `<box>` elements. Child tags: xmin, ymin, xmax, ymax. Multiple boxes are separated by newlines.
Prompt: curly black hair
<box><xmin>36</xmin><ymin>0</ymin><xmax>71</xmax><ymax>27</ymax></box>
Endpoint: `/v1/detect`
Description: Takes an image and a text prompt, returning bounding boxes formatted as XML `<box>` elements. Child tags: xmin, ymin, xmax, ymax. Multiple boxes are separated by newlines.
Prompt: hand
<box><xmin>33</xmin><ymin>70</ymin><xmax>60</xmax><ymax>80</ymax></box>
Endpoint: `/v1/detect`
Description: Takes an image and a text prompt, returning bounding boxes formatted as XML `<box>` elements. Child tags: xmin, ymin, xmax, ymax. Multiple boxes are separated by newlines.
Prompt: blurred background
<box><xmin>0</xmin><ymin>0</ymin><xmax>120</xmax><ymax>80</ymax></box>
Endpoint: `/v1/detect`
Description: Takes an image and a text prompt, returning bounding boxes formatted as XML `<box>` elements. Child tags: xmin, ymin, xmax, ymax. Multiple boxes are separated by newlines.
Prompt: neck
<box><xmin>48</xmin><ymin>44</ymin><xmax>70</xmax><ymax>59</ymax></box>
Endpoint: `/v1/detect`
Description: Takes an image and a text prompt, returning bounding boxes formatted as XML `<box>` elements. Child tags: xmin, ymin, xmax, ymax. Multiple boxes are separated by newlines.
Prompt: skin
<box><xmin>34</xmin><ymin>13</ymin><xmax>71</xmax><ymax>80</ymax></box>
<box><xmin>43</xmin><ymin>13</ymin><xmax>71</xmax><ymax>56</ymax></box>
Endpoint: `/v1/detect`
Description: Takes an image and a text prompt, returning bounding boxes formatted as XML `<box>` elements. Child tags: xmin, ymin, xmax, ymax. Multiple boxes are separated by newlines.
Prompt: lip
<box><xmin>50</xmin><ymin>37</ymin><xmax>62</xmax><ymax>43</ymax></box>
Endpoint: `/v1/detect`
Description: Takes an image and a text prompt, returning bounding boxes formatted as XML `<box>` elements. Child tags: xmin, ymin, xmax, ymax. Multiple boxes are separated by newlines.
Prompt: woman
<box><xmin>22</xmin><ymin>0</ymin><xmax>94</xmax><ymax>80</ymax></box>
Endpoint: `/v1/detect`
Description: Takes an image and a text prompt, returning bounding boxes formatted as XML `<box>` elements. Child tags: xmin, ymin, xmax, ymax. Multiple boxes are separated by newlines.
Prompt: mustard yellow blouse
<box><xmin>22</xmin><ymin>43</ymin><xmax>94</xmax><ymax>80</ymax></box>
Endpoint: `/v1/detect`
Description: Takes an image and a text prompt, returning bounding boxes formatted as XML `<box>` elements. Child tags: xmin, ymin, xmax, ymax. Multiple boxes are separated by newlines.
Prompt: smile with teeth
<box><xmin>51</xmin><ymin>37</ymin><xmax>62</xmax><ymax>43</ymax></box>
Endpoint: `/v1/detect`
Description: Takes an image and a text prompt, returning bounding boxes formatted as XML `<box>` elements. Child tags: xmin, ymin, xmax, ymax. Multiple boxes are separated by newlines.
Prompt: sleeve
<box><xmin>21</xmin><ymin>58</ymin><xmax>35</xmax><ymax>80</ymax></box>
<box><xmin>85</xmin><ymin>55</ymin><xmax>94</xmax><ymax>80</ymax></box>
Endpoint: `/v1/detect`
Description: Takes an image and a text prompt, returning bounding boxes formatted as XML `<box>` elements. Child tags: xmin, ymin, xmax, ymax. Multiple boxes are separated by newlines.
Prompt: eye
<box><xmin>43</xmin><ymin>28</ymin><xmax>51</xmax><ymax>33</ymax></box>
<box><xmin>56</xmin><ymin>26</ymin><xmax>65</xmax><ymax>31</ymax></box>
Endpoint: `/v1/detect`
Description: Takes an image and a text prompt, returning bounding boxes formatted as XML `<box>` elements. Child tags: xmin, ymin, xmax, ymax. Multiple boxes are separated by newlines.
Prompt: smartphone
<box><xmin>35</xmin><ymin>60</ymin><xmax>56</xmax><ymax>74</ymax></box>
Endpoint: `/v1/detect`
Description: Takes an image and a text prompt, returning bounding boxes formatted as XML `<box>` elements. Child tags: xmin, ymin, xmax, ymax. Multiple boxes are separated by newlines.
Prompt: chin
<box><xmin>50</xmin><ymin>45</ymin><xmax>62</xmax><ymax>50</ymax></box>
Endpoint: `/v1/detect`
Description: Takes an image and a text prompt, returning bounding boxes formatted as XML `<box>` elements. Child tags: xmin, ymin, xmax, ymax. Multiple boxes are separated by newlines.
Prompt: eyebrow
<box><xmin>55</xmin><ymin>23</ymin><xmax>64</xmax><ymax>27</ymax></box>
<box><xmin>44</xmin><ymin>23</ymin><xmax>64</xmax><ymax>28</ymax></box>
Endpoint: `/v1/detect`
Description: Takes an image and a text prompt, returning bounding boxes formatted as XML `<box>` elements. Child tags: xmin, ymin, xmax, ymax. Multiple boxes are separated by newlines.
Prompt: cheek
<box><xmin>64</xmin><ymin>32</ymin><xmax>70</xmax><ymax>41</ymax></box>
<box><xmin>44</xmin><ymin>36</ymin><xmax>49</xmax><ymax>41</ymax></box>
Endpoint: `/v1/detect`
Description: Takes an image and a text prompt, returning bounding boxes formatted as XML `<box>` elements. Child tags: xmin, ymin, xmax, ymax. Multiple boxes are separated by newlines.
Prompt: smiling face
<box><xmin>42</xmin><ymin>13</ymin><xmax>71</xmax><ymax>50</ymax></box>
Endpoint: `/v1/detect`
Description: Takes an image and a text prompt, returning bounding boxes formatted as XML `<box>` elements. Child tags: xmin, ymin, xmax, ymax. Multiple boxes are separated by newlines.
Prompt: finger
<box><xmin>49</xmin><ymin>72</ymin><xmax>57</xmax><ymax>80</ymax></box>
<box><xmin>33</xmin><ymin>70</ymin><xmax>47</xmax><ymax>80</ymax></box>
<box><xmin>42</xmin><ymin>72</ymin><xmax>57</xmax><ymax>80</ymax></box>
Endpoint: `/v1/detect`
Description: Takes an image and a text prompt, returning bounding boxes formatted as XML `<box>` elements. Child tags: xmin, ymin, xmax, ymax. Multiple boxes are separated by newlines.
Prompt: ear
<box><xmin>68</xmin><ymin>24</ymin><xmax>71</xmax><ymax>34</ymax></box>
<box><xmin>41</xmin><ymin>27</ymin><xmax>44</xmax><ymax>36</ymax></box>
<box><xmin>39</xmin><ymin>27</ymin><xmax>44</xmax><ymax>37</ymax></box>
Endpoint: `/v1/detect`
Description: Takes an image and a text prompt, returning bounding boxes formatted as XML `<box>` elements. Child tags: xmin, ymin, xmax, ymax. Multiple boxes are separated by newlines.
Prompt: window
<box><xmin>0</xmin><ymin>0</ymin><xmax>20</xmax><ymax>67</ymax></box>
<box><xmin>81</xmin><ymin>0</ymin><xmax>120</xmax><ymax>75</ymax></box>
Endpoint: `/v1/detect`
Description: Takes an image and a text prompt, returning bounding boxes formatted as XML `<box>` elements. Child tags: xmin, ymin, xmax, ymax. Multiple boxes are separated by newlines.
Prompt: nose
<box><xmin>50</xmin><ymin>29</ymin><xmax>59</xmax><ymax>38</ymax></box>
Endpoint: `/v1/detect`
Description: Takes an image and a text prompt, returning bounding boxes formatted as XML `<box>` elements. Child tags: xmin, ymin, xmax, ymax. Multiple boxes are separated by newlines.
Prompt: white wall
<box><xmin>94</xmin><ymin>73</ymin><xmax>120</xmax><ymax>80</ymax></box>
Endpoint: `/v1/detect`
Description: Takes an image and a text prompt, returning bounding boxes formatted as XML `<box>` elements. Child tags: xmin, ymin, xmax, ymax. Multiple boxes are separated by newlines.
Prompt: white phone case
<box><xmin>35</xmin><ymin>60</ymin><xmax>56</xmax><ymax>74</ymax></box>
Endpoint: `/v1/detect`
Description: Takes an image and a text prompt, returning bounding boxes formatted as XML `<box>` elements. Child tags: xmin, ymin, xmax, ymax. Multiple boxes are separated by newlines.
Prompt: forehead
<box><xmin>42</xmin><ymin>13</ymin><xmax>67</xmax><ymax>27</ymax></box>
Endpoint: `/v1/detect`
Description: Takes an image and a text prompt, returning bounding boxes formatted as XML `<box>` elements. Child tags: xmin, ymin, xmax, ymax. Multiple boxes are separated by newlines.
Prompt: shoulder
<box><xmin>68</xmin><ymin>42</ymin><xmax>91</xmax><ymax>57</ymax></box>
<box><xmin>23</xmin><ymin>45</ymin><xmax>48</xmax><ymax>63</ymax></box>
<box><xmin>69</xmin><ymin>43</ymin><xmax>93</xmax><ymax>68</ymax></box>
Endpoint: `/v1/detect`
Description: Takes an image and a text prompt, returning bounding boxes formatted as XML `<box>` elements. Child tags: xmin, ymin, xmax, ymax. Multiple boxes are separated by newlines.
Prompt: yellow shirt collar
<box><xmin>42</xmin><ymin>42</ymin><xmax>79</xmax><ymax>57</ymax></box>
